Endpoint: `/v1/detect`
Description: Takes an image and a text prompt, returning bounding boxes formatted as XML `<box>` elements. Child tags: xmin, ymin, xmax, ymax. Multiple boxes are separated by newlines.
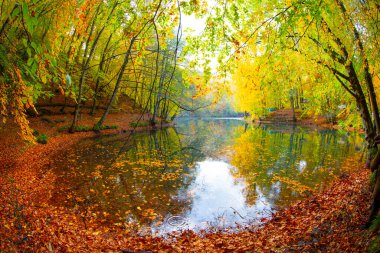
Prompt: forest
<box><xmin>1</xmin><ymin>0</ymin><xmax>380</xmax><ymax>252</ymax></box>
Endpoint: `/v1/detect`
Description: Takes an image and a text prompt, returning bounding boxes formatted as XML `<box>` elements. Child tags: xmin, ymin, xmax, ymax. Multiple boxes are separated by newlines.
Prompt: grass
<box><xmin>93</xmin><ymin>124</ymin><xmax>118</xmax><ymax>131</ymax></box>
<box><xmin>58</xmin><ymin>124</ymin><xmax>118</xmax><ymax>132</ymax></box>
<box><xmin>129</xmin><ymin>121</ymin><xmax>149</xmax><ymax>128</ymax></box>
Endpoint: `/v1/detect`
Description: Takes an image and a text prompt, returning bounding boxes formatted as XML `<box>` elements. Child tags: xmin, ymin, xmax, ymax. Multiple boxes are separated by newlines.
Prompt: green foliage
<box><xmin>36</xmin><ymin>134</ymin><xmax>48</xmax><ymax>144</ymax></box>
<box><xmin>370</xmin><ymin>215</ymin><xmax>380</xmax><ymax>230</ymax></box>
<box><xmin>368</xmin><ymin>216</ymin><xmax>380</xmax><ymax>253</ymax></box>
<box><xmin>338</xmin><ymin>120</ymin><xmax>345</xmax><ymax>129</ymax></box>
<box><xmin>369</xmin><ymin>236</ymin><xmax>380</xmax><ymax>253</ymax></box>
<box><xmin>58</xmin><ymin>125</ymin><xmax>90</xmax><ymax>132</ymax></box>
<box><xmin>75</xmin><ymin>125</ymin><xmax>93</xmax><ymax>132</ymax></box>
<box><xmin>57</xmin><ymin>126</ymin><xmax>69</xmax><ymax>132</ymax></box>
<box><xmin>370</xmin><ymin>170</ymin><xmax>377</xmax><ymax>186</ymax></box>
<box><xmin>33</xmin><ymin>130</ymin><xmax>48</xmax><ymax>144</ymax></box>
<box><xmin>32</xmin><ymin>129</ymin><xmax>39</xmax><ymax>137</ymax></box>
<box><xmin>129</xmin><ymin>121</ymin><xmax>149</xmax><ymax>128</ymax></box>
<box><xmin>370</xmin><ymin>148</ymin><xmax>378</xmax><ymax>162</ymax></box>
<box><xmin>93</xmin><ymin>124</ymin><xmax>118</xmax><ymax>131</ymax></box>
<box><xmin>59</xmin><ymin>124</ymin><xmax>117</xmax><ymax>132</ymax></box>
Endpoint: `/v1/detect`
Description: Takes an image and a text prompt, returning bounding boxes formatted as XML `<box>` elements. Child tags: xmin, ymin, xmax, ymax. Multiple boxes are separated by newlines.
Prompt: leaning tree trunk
<box><xmin>151</xmin><ymin>53</ymin><xmax>168</xmax><ymax>127</ymax></box>
<box><xmin>369</xmin><ymin>169</ymin><xmax>380</xmax><ymax>223</ymax></box>
<box><xmin>289</xmin><ymin>88</ymin><xmax>297</xmax><ymax>122</ymax></box>
<box><xmin>368</xmin><ymin>143</ymin><xmax>380</xmax><ymax>227</ymax></box>
<box><xmin>70</xmin><ymin>2</ymin><xmax>118</xmax><ymax>132</ymax></box>
<box><xmin>90</xmin><ymin>33</ymin><xmax>113</xmax><ymax>115</ymax></box>
<box><xmin>337</xmin><ymin>0</ymin><xmax>380</xmax><ymax>135</ymax></box>
<box><xmin>95</xmin><ymin>37</ymin><xmax>136</xmax><ymax>129</ymax></box>
<box><xmin>69</xmin><ymin>5</ymin><xmax>100</xmax><ymax>133</ymax></box>
<box><xmin>95</xmin><ymin>0</ymin><xmax>162</xmax><ymax>129</ymax></box>
<box><xmin>347</xmin><ymin>63</ymin><xmax>375</xmax><ymax>147</ymax></box>
<box><xmin>348</xmin><ymin>67</ymin><xmax>380</xmax><ymax>226</ymax></box>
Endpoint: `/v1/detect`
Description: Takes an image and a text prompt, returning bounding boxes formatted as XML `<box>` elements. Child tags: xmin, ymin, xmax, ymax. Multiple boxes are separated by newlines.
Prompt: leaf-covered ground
<box><xmin>0</xmin><ymin>116</ymin><xmax>376</xmax><ymax>252</ymax></box>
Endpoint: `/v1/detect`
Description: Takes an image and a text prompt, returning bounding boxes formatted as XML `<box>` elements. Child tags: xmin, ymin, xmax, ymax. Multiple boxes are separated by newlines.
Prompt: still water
<box><xmin>50</xmin><ymin>119</ymin><xmax>363</xmax><ymax>234</ymax></box>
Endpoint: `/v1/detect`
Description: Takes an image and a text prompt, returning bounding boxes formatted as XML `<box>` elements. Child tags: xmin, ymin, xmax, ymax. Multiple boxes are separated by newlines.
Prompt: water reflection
<box><xmin>156</xmin><ymin>160</ymin><xmax>272</xmax><ymax>232</ymax></box>
<box><xmin>188</xmin><ymin>160</ymin><xmax>270</xmax><ymax>227</ymax></box>
<box><xmin>49</xmin><ymin>119</ymin><xmax>363</xmax><ymax>234</ymax></box>
<box><xmin>230</xmin><ymin>124</ymin><xmax>362</xmax><ymax>209</ymax></box>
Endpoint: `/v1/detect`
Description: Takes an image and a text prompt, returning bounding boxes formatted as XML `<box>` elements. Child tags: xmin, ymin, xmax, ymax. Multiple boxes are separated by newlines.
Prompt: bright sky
<box><xmin>181</xmin><ymin>14</ymin><xmax>206</xmax><ymax>36</ymax></box>
<box><xmin>180</xmin><ymin>13</ymin><xmax>220</xmax><ymax>73</ymax></box>
<box><xmin>180</xmin><ymin>0</ymin><xmax>216</xmax><ymax>35</ymax></box>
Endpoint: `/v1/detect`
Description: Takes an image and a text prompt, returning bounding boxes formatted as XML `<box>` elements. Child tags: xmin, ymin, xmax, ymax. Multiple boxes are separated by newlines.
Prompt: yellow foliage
<box><xmin>272</xmin><ymin>176</ymin><xmax>312</xmax><ymax>194</ymax></box>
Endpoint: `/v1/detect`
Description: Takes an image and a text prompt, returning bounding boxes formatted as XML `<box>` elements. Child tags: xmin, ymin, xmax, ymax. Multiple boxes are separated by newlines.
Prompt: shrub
<box><xmin>36</xmin><ymin>134</ymin><xmax>48</xmax><ymax>144</ymax></box>
<box><xmin>32</xmin><ymin>129</ymin><xmax>39</xmax><ymax>137</ymax></box>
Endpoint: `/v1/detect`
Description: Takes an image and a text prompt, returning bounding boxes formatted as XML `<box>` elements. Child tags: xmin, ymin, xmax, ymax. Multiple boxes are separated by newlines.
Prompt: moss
<box><xmin>368</xmin><ymin>215</ymin><xmax>380</xmax><ymax>253</ymax></box>
<box><xmin>370</xmin><ymin>170</ymin><xmax>377</xmax><ymax>186</ymax></box>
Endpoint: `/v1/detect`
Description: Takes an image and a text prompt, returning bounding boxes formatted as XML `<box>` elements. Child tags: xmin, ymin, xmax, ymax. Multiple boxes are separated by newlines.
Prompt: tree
<box><xmin>0</xmin><ymin>0</ymin><xmax>77</xmax><ymax>140</ymax></box>
<box><xmin>186</xmin><ymin>0</ymin><xmax>380</xmax><ymax>225</ymax></box>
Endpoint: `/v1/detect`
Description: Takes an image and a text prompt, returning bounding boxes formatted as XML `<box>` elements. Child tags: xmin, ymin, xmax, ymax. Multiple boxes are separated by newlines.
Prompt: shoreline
<box><xmin>0</xmin><ymin>115</ymin><xmax>373</xmax><ymax>252</ymax></box>
<box><xmin>251</xmin><ymin>118</ymin><xmax>362</xmax><ymax>133</ymax></box>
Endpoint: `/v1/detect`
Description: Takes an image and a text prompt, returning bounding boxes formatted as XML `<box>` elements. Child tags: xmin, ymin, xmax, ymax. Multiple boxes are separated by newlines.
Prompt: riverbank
<box><xmin>0</xmin><ymin>112</ymin><xmax>376</xmax><ymax>252</ymax></box>
<box><xmin>254</xmin><ymin>109</ymin><xmax>362</xmax><ymax>132</ymax></box>
<box><xmin>0</xmin><ymin>109</ymin><xmax>174</xmax><ymax>251</ymax></box>
<box><xmin>0</xmin><ymin>103</ymin><xmax>172</xmax><ymax>173</ymax></box>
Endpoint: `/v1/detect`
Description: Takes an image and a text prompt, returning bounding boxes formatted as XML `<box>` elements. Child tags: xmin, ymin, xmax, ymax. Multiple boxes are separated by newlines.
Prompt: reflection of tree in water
<box><xmin>175</xmin><ymin>118</ymin><xmax>246</xmax><ymax>158</ymax></box>
<box><xmin>48</xmin><ymin>119</ymin><xmax>359</xmax><ymax>231</ymax></box>
<box><xmin>231</xmin><ymin>124</ymin><xmax>362</xmax><ymax>209</ymax></box>
<box><xmin>50</xmin><ymin>127</ymin><xmax>205</xmax><ymax>229</ymax></box>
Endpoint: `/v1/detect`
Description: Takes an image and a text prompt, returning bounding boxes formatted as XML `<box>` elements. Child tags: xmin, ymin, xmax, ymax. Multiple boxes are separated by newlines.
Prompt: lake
<box><xmin>49</xmin><ymin>119</ymin><xmax>363</xmax><ymax>234</ymax></box>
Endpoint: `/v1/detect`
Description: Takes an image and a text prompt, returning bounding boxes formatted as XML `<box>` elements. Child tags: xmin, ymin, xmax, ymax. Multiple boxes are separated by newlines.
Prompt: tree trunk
<box><xmin>347</xmin><ymin>63</ymin><xmax>375</xmax><ymax>146</ymax></box>
<box><xmin>69</xmin><ymin>5</ymin><xmax>100</xmax><ymax>133</ymax></box>
<box><xmin>151</xmin><ymin>52</ymin><xmax>168</xmax><ymax>126</ymax></box>
<box><xmin>290</xmin><ymin>88</ymin><xmax>296</xmax><ymax>122</ymax></box>
<box><xmin>364</xmin><ymin>67</ymin><xmax>380</xmax><ymax>135</ymax></box>
<box><xmin>90</xmin><ymin>34</ymin><xmax>113</xmax><ymax>115</ymax></box>
<box><xmin>367</xmin><ymin>169</ymin><xmax>380</xmax><ymax>227</ymax></box>
<box><xmin>70</xmin><ymin>2</ymin><xmax>118</xmax><ymax>132</ymax></box>
<box><xmin>95</xmin><ymin>37</ymin><xmax>136</xmax><ymax>128</ymax></box>
<box><xmin>335</xmin><ymin>0</ymin><xmax>380</xmax><ymax>134</ymax></box>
